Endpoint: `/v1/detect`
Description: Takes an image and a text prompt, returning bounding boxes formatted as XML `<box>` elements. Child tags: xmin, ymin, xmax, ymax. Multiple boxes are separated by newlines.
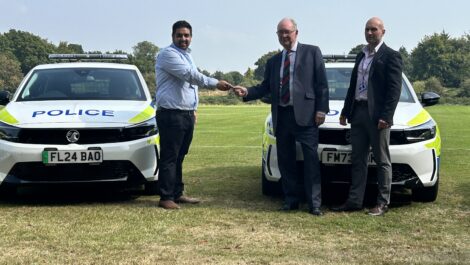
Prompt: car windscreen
<box><xmin>326</xmin><ymin>68</ymin><xmax>415</xmax><ymax>103</ymax></box>
<box><xmin>17</xmin><ymin>68</ymin><xmax>146</xmax><ymax>101</ymax></box>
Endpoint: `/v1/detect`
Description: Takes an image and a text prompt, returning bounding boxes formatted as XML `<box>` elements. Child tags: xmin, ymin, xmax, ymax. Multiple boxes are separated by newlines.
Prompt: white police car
<box><xmin>261</xmin><ymin>55</ymin><xmax>441</xmax><ymax>202</ymax></box>
<box><xmin>0</xmin><ymin>54</ymin><xmax>159</xmax><ymax>195</ymax></box>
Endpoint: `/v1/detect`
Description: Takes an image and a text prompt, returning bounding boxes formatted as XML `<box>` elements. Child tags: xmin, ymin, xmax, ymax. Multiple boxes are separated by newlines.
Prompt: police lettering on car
<box><xmin>32</xmin><ymin>109</ymin><xmax>115</xmax><ymax>118</ymax></box>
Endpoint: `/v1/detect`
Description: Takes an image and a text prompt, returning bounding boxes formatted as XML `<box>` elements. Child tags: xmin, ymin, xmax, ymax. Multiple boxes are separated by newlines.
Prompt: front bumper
<box><xmin>0</xmin><ymin>136</ymin><xmax>158</xmax><ymax>185</ymax></box>
<box><xmin>262</xmin><ymin>132</ymin><xmax>440</xmax><ymax>188</ymax></box>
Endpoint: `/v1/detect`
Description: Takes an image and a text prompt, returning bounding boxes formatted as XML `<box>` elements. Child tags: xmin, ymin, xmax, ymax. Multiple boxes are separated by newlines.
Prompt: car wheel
<box><xmin>261</xmin><ymin>160</ymin><xmax>282</xmax><ymax>196</ymax></box>
<box><xmin>412</xmin><ymin>177</ymin><xmax>439</xmax><ymax>202</ymax></box>
<box><xmin>144</xmin><ymin>181</ymin><xmax>160</xmax><ymax>195</ymax></box>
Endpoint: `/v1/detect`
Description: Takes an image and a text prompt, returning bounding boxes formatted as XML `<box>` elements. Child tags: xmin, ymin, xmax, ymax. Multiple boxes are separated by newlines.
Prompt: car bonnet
<box><xmin>0</xmin><ymin>100</ymin><xmax>155</xmax><ymax>128</ymax></box>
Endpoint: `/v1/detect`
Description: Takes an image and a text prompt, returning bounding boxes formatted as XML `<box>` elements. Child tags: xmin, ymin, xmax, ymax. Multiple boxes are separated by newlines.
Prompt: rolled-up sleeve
<box><xmin>158</xmin><ymin>49</ymin><xmax>218</xmax><ymax>88</ymax></box>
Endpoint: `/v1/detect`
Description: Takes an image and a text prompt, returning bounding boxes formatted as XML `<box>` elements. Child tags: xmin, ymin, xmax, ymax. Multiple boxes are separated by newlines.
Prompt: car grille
<box><xmin>18</xmin><ymin>128</ymin><xmax>124</xmax><ymax>144</ymax></box>
<box><xmin>321</xmin><ymin>163</ymin><xmax>417</xmax><ymax>184</ymax></box>
<box><xmin>5</xmin><ymin>161</ymin><xmax>146</xmax><ymax>183</ymax></box>
<box><xmin>319</xmin><ymin>129</ymin><xmax>408</xmax><ymax>145</ymax></box>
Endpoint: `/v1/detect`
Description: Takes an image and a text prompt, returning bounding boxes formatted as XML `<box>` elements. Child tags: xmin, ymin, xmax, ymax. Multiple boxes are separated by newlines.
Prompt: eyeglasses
<box><xmin>276</xmin><ymin>30</ymin><xmax>296</xmax><ymax>35</ymax></box>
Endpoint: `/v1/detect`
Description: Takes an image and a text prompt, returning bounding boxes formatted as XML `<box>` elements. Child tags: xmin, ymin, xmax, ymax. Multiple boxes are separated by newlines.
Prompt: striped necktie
<box><xmin>280</xmin><ymin>51</ymin><xmax>291</xmax><ymax>104</ymax></box>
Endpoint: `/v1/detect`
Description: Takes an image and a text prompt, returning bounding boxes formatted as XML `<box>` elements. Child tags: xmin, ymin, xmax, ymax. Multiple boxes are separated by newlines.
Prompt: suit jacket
<box><xmin>244</xmin><ymin>43</ymin><xmax>329</xmax><ymax>135</ymax></box>
<box><xmin>341</xmin><ymin>43</ymin><xmax>403</xmax><ymax>125</ymax></box>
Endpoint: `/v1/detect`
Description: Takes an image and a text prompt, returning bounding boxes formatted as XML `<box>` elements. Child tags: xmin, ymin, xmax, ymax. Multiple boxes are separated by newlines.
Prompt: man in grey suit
<box><xmin>331</xmin><ymin>17</ymin><xmax>403</xmax><ymax>216</ymax></box>
<box><xmin>234</xmin><ymin>17</ymin><xmax>329</xmax><ymax>216</ymax></box>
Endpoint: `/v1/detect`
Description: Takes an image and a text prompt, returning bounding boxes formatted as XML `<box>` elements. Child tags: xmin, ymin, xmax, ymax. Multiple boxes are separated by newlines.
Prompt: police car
<box><xmin>261</xmin><ymin>55</ymin><xmax>441</xmax><ymax>202</ymax></box>
<box><xmin>0</xmin><ymin>54</ymin><xmax>159</xmax><ymax>195</ymax></box>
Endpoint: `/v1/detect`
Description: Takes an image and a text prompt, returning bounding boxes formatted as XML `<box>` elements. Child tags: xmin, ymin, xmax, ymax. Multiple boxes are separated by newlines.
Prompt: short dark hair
<box><xmin>172</xmin><ymin>20</ymin><xmax>192</xmax><ymax>36</ymax></box>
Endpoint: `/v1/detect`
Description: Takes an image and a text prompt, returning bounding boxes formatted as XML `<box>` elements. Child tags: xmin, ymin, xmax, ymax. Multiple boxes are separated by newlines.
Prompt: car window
<box><xmin>18</xmin><ymin>68</ymin><xmax>146</xmax><ymax>101</ymax></box>
<box><xmin>326</xmin><ymin>67</ymin><xmax>415</xmax><ymax>103</ymax></box>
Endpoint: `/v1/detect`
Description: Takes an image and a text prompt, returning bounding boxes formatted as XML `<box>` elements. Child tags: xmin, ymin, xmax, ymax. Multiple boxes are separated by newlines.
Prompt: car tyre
<box><xmin>144</xmin><ymin>181</ymin><xmax>160</xmax><ymax>195</ymax></box>
<box><xmin>412</xmin><ymin>177</ymin><xmax>439</xmax><ymax>202</ymax></box>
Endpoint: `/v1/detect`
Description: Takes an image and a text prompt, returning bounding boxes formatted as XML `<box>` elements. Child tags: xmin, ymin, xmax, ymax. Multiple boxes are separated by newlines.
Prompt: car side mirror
<box><xmin>421</xmin><ymin>91</ymin><xmax>440</xmax><ymax>106</ymax></box>
<box><xmin>0</xmin><ymin>91</ymin><xmax>11</xmax><ymax>106</ymax></box>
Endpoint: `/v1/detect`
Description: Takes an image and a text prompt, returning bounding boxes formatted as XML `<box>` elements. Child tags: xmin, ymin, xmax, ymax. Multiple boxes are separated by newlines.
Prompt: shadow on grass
<box><xmin>0</xmin><ymin>183</ymin><xmax>141</xmax><ymax>206</ymax></box>
<box><xmin>176</xmin><ymin>165</ymin><xmax>414</xmax><ymax>211</ymax></box>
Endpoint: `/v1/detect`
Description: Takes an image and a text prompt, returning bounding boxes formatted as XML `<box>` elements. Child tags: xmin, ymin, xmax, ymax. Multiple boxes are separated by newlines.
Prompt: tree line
<box><xmin>1</xmin><ymin>29</ymin><xmax>469</xmax><ymax>104</ymax></box>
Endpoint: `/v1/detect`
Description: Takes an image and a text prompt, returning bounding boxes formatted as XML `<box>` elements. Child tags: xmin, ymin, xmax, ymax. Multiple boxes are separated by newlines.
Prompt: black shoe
<box><xmin>309</xmin><ymin>207</ymin><xmax>323</xmax><ymax>216</ymax></box>
<box><xmin>330</xmin><ymin>203</ymin><xmax>362</xmax><ymax>212</ymax></box>
<box><xmin>368</xmin><ymin>204</ymin><xmax>388</xmax><ymax>216</ymax></box>
<box><xmin>279</xmin><ymin>203</ymin><xmax>299</xmax><ymax>211</ymax></box>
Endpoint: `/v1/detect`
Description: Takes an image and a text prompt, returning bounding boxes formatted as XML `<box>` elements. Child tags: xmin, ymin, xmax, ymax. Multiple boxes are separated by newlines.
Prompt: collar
<box><xmin>363</xmin><ymin>40</ymin><xmax>384</xmax><ymax>56</ymax></box>
<box><xmin>284</xmin><ymin>41</ymin><xmax>299</xmax><ymax>54</ymax></box>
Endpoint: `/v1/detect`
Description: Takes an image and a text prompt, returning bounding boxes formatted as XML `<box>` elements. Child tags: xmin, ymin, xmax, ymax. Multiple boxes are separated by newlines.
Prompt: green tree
<box><xmin>223</xmin><ymin>71</ymin><xmax>244</xmax><ymax>86</ymax></box>
<box><xmin>56</xmin><ymin>41</ymin><xmax>84</xmax><ymax>54</ymax></box>
<box><xmin>239</xmin><ymin>67</ymin><xmax>258</xmax><ymax>87</ymax></box>
<box><xmin>254</xmin><ymin>50</ymin><xmax>280</xmax><ymax>81</ymax></box>
<box><xmin>0</xmin><ymin>53</ymin><xmax>23</xmax><ymax>92</ymax></box>
<box><xmin>398</xmin><ymin>46</ymin><xmax>412</xmax><ymax>76</ymax></box>
<box><xmin>3</xmin><ymin>29</ymin><xmax>56</xmax><ymax>74</ymax></box>
<box><xmin>212</xmin><ymin>71</ymin><xmax>224</xmax><ymax>81</ymax></box>
<box><xmin>349</xmin><ymin>44</ymin><xmax>366</xmax><ymax>55</ymax></box>
<box><xmin>458</xmin><ymin>78</ymin><xmax>470</xmax><ymax>97</ymax></box>
<box><xmin>143</xmin><ymin>72</ymin><xmax>156</xmax><ymax>96</ymax></box>
<box><xmin>132</xmin><ymin>41</ymin><xmax>159</xmax><ymax>73</ymax></box>
<box><xmin>412</xmin><ymin>80</ymin><xmax>426</xmax><ymax>95</ymax></box>
<box><xmin>410</xmin><ymin>32</ymin><xmax>470</xmax><ymax>87</ymax></box>
<box><xmin>424</xmin><ymin>77</ymin><xmax>445</xmax><ymax>95</ymax></box>
<box><xmin>200</xmin><ymin>69</ymin><xmax>211</xmax><ymax>77</ymax></box>
<box><xmin>0</xmin><ymin>34</ymin><xmax>13</xmax><ymax>55</ymax></box>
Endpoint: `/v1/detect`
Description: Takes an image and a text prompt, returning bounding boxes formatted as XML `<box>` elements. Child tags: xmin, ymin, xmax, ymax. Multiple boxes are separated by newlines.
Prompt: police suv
<box><xmin>261</xmin><ymin>55</ymin><xmax>441</xmax><ymax>202</ymax></box>
<box><xmin>0</xmin><ymin>54</ymin><xmax>159</xmax><ymax>195</ymax></box>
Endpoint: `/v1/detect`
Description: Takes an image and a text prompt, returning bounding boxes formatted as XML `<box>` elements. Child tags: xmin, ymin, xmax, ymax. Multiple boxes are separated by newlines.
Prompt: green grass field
<box><xmin>0</xmin><ymin>105</ymin><xmax>469</xmax><ymax>264</ymax></box>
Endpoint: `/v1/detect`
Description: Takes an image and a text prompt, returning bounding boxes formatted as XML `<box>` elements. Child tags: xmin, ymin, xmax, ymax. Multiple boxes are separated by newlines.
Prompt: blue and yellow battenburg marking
<box><xmin>0</xmin><ymin>108</ymin><xmax>19</xmax><ymax>125</ymax></box>
<box><xmin>129</xmin><ymin>106</ymin><xmax>155</xmax><ymax>124</ymax></box>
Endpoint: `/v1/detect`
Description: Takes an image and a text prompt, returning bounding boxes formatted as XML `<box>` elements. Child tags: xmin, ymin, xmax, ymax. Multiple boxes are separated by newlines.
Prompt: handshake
<box><xmin>216</xmin><ymin>80</ymin><xmax>248</xmax><ymax>97</ymax></box>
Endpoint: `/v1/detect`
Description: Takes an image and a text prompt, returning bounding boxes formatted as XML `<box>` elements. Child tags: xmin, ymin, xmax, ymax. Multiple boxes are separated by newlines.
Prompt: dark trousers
<box><xmin>276</xmin><ymin>106</ymin><xmax>322</xmax><ymax>209</ymax></box>
<box><xmin>156</xmin><ymin>108</ymin><xmax>195</xmax><ymax>201</ymax></box>
<box><xmin>347</xmin><ymin>102</ymin><xmax>392</xmax><ymax>207</ymax></box>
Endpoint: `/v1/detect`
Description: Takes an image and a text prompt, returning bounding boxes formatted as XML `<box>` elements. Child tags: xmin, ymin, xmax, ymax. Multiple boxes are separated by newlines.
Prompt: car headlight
<box><xmin>0</xmin><ymin>121</ymin><xmax>21</xmax><ymax>142</ymax></box>
<box><xmin>404</xmin><ymin>119</ymin><xmax>437</xmax><ymax>143</ymax></box>
<box><xmin>265</xmin><ymin>119</ymin><xmax>274</xmax><ymax>136</ymax></box>
<box><xmin>122</xmin><ymin>119</ymin><xmax>157</xmax><ymax>141</ymax></box>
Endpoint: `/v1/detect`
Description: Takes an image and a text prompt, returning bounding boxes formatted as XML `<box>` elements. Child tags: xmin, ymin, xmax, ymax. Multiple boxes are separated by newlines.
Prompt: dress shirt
<box><xmin>355</xmin><ymin>40</ymin><xmax>384</xmax><ymax>101</ymax></box>
<box><xmin>278</xmin><ymin>42</ymin><xmax>325</xmax><ymax>117</ymax></box>
<box><xmin>279</xmin><ymin>41</ymin><xmax>298</xmax><ymax>107</ymax></box>
<box><xmin>155</xmin><ymin>44</ymin><xmax>218</xmax><ymax>110</ymax></box>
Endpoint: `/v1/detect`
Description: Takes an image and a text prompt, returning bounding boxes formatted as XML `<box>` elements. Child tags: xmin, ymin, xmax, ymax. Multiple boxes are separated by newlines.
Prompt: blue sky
<box><xmin>1</xmin><ymin>0</ymin><xmax>468</xmax><ymax>73</ymax></box>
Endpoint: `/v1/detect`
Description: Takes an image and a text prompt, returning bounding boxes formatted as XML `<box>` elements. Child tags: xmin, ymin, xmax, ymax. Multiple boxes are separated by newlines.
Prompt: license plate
<box><xmin>321</xmin><ymin>151</ymin><xmax>375</xmax><ymax>165</ymax></box>
<box><xmin>42</xmin><ymin>150</ymin><xmax>103</xmax><ymax>164</ymax></box>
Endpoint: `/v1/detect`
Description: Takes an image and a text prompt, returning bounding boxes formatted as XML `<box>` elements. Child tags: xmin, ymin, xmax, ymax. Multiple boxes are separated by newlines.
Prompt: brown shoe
<box><xmin>158</xmin><ymin>200</ymin><xmax>180</xmax><ymax>210</ymax></box>
<box><xmin>175</xmin><ymin>196</ymin><xmax>200</xmax><ymax>204</ymax></box>
<box><xmin>368</xmin><ymin>204</ymin><xmax>388</xmax><ymax>216</ymax></box>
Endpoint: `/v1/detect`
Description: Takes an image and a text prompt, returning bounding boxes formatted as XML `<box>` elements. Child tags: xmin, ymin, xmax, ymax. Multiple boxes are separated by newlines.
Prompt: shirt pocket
<box><xmin>305</xmin><ymin>92</ymin><xmax>315</xmax><ymax>99</ymax></box>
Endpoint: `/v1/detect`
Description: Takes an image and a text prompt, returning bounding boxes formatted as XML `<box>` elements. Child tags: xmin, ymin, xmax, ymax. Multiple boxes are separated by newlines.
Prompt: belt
<box><xmin>278</xmin><ymin>105</ymin><xmax>294</xmax><ymax>110</ymax></box>
<box><xmin>157</xmin><ymin>107</ymin><xmax>194</xmax><ymax>114</ymax></box>
<box><xmin>354</xmin><ymin>100</ymin><xmax>368</xmax><ymax>106</ymax></box>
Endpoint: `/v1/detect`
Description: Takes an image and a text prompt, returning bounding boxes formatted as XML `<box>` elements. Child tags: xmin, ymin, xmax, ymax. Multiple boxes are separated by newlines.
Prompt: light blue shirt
<box><xmin>155</xmin><ymin>44</ymin><xmax>218</xmax><ymax>110</ymax></box>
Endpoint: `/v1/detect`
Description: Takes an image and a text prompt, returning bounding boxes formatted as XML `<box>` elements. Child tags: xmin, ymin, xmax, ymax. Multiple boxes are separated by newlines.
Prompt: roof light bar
<box><xmin>323</xmin><ymin>54</ymin><xmax>357</xmax><ymax>62</ymax></box>
<box><xmin>48</xmin><ymin>54</ymin><xmax>128</xmax><ymax>60</ymax></box>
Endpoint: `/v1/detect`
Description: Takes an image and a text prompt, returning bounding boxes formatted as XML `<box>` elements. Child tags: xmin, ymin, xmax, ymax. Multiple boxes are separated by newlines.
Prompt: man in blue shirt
<box><xmin>155</xmin><ymin>20</ymin><xmax>232</xmax><ymax>210</ymax></box>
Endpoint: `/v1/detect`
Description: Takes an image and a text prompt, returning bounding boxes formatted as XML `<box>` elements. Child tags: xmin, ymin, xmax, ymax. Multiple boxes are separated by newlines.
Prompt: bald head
<box><xmin>365</xmin><ymin>17</ymin><xmax>386</xmax><ymax>49</ymax></box>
